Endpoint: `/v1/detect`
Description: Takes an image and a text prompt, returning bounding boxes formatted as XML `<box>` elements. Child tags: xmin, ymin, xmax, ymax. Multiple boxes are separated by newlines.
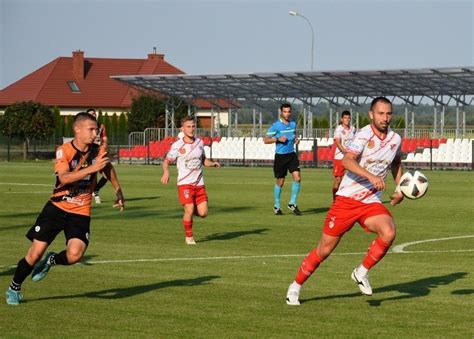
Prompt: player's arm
<box><xmin>342</xmin><ymin>152</ymin><xmax>386</xmax><ymax>191</ymax></box>
<box><xmin>57</xmin><ymin>153</ymin><xmax>109</xmax><ymax>185</ymax></box>
<box><xmin>102</xmin><ymin>163</ymin><xmax>125</xmax><ymax>211</ymax></box>
<box><xmin>335</xmin><ymin>138</ymin><xmax>345</xmax><ymax>153</ymax></box>
<box><xmin>264</xmin><ymin>134</ymin><xmax>287</xmax><ymax>144</ymax></box>
<box><xmin>389</xmin><ymin>154</ymin><xmax>404</xmax><ymax>206</ymax></box>
<box><xmin>203</xmin><ymin>157</ymin><xmax>220</xmax><ymax>168</ymax></box>
<box><xmin>99</xmin><ymin>124</ymin><xmax>108</xmax><ymax>149</ymax></box>
<box><xmin>161</xmin><ymin>158</ymin><xmax>171</xmax><ymax>184</ymax></box>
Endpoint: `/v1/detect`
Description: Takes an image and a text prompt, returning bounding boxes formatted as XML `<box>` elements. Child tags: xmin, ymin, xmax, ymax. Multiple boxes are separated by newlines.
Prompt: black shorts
<box><xmin>26</xmin><ymin>201</ymin><xmax>91</xmax><ymax>246</ymax></box>
<box><xmin>273</xmin><ymin>152</ymin><xmax>300</xmax><ymax>178</ymax></box>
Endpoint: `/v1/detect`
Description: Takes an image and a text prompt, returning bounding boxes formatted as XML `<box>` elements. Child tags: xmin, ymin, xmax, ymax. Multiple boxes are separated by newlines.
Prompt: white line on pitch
<box><xmin>1</xmin><ymin>237</ymin><xmax>472</xmax><ymax>269</ymax></box>
<box><xmin>392</xmin><ymin>235</ymin><xmax>474</xmax><ymax>253</ymax></box>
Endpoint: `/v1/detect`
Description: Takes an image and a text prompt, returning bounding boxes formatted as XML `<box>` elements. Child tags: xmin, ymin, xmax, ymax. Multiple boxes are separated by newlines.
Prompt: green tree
<box><xmin>65</xmin><ymin>115</ymin><xmax>74</xmax><ymax>137</ymax></box>
<box><xmin>53</xmin><ymin>106</ymin><xmax>63</xmax><ymax>138</ymax></box>
<box><xmin>118</xmin><ymin>113</ymin><xmax>128</xmax><ymax>144</ymax></box>
<box><xmin>319</xmin><ymin>118</ymin><xmax>329</xmax><ymax>128</ymax></box>
<box><xmin>111</xmin><ymin>113</ymin><xmax>119</xmax><ymax>144</ymax></box>
<box><xmin>359</xmin><ymin>116</ymin><xmax>371</xmax><ymax>127</ymax></box>
<box><xmin>128</xmin><ymin>94</ymin><xmax>166</xmax><ymax>132</ymax></box>
<box><xmin>0</xmin><ymin>101</ymin><xmax>55</xmax><ymax>160</ymax></box>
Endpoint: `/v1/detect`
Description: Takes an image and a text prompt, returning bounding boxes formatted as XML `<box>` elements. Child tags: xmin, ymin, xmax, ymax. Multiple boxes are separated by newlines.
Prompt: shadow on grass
<box><xmin>301</xmin><ymin>207</ymin><xmax>329</xmax><ymax>215</ymax></box>
<box><xmin>199</xmin><ymin>228</ymin><xmax>269</xmax><ymax>242</ymax></box>
<box><xmin>121</xmin><ymin>196</ymin><xmax>160</xmax><ymax>202</ymax></box>
<box><xmin>0</xmin><ymin>266</ymin><xmax>16</xmax><ymax>277</ymax></box>
<box><xmin>30</xmin><ymin>275</ymin><xmax>220</xmax><ymax>302</ymax></box>
<box><xmin>452</xmin><ymin>289</ymin><xmax>474</xmax><ymax>295</ymax></box>
<box><xmin>211</xmin><ymin>206</ymin><xmax>254</xmax><ymax>213</ymax></box>
<box><xmin>301</xmin><ymin>272</ymin><xmax>467</xmax><ymax>307</ymax></box>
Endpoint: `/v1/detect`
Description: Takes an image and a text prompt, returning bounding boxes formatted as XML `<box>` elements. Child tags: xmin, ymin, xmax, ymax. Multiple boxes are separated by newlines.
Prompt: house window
<box><xmin>67</xmin><ymin>81</ymin><xmax>80</xmax><ymax>92</ymax></box>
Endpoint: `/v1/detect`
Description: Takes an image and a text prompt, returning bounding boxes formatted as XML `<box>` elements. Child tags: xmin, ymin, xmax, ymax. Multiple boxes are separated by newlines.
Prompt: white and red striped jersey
<box><xmin>166</xmin><ymin>138</ymin><xmax>205</xmax><ymax>186</ymax></box>
<box><xmin>333</xmin><ymin>124</ymin><xmax>356</xmax><ymax>160</ymax></box>
<box><xmin>337</xmin><ymin>124</ymin><xmax>401</xmax><ymax>204</ymax></box>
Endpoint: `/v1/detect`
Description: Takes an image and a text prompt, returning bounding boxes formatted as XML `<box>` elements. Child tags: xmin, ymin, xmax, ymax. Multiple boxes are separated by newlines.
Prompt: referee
<box><xmin>264</xmin><ymin>103</ymin><xmax>301</xmax><ymax>215</ymax></box>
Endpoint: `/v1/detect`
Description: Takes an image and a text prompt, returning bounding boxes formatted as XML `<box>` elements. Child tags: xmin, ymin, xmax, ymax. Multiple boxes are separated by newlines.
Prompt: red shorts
<box><xmin>323</xmin><ymin>196</ymin><xmax>392</xmax><ymax>237</ymax></box>
<box><xmin>333</xmin><ymin>159</ymin><xmax>345</xmax><ymax>177</ymax></box>
<box><xmin>178</xmin><ymin>185</ymin><xmax>208</xmax><ymax>206</ymax></box>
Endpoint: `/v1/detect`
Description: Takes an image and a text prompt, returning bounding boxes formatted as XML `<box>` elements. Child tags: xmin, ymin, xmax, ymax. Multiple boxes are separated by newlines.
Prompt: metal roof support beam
<box><xmin>227</xmin><ymin>108</ymin><xmax>232</xmax><ymax>138</ymax></box>
<box><xmin>210</xmin><ymin>107</ymin><xmax>215</xmax><ymax>138</ymax></box>
<box><xmin>404</xmin><ymin>105</ymin><xmax>415</xmax><ymax>138</ymax></box>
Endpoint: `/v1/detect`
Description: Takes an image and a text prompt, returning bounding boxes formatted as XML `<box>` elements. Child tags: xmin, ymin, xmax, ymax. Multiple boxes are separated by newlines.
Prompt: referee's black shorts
<box><xmin>273</xmin><ymin>152</ymin><xmax>300</xmax><ymax>178</ymax></box>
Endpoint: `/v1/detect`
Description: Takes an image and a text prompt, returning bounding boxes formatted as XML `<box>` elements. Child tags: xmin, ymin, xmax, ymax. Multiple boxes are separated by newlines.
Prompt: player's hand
<box><xmin>113</xmin><ymin>188</ymin><xmax>125</xmax><ymax>212</ymax></box>
<box><xmin>294</xmin><ymin>136</ymin><xmax>300</xmax><ymax>145</ymax></box>
<box><xmin>95</xmin><ymin>153</ymin><xmax>110</xmax><ymax>171</ymax></box>
<box><xmin>213</xmin><ymin>161</ymin><xmax>221</xmax><ymax>168</ymax></box>
<box><xmin>161</xmin><ymin>173</ymin><xmax>170</xmax><ymax>184</ymax></box>
<box><xmin>390</xmin><ymin>191</ymin><xmax>404</xmax><ymax>206</ymax></box>
<box><xmin>278</xmin><ymin>135</ymin><xmax>287</xmax><ymax>143</ymax></box>
<box><xmin>368</xmin><ymin>174</ymin><xmax>385</xmax><ymax>191</ymax></box>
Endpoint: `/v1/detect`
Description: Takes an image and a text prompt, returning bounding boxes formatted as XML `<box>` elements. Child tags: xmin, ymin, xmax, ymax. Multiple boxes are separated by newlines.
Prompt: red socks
<box><xmin>295</xmin><ymin>249</ymin><xmax>323</xmax><ymax>285</ymax></box>
<box><xmin>362</xmin><ymin>237</ymin><xmax>391</xmax><ymax>269</ymax></box>
<box><xmin>183</xmin><ymin>220</ymin><xmax>193</xmax><ymax>237</ymax></box>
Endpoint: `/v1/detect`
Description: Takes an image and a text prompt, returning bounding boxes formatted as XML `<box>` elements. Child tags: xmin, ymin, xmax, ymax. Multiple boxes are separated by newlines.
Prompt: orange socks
<box><xmin>295</xmin><ymin>249</ymin><xmax>323</xmax><ymax>285</ymax></box>
<box><xmin>362</xmin><ymin>237</ymin><xmax>391</xmax><ymax>269</ymax></box>
<box><xmin>183</xmin><ymin>220</ymin><xmax>193</xmax><ymax>237</ymax></box>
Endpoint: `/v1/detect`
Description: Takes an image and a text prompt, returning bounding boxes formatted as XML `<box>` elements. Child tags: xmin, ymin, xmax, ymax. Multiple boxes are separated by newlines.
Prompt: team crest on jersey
<box><xmin>71</xmin><ymin>160</ymin><xmax>78</xmax><ymax>168</ymax></box>
<box><xmin>367</xmin><ymin>140</ymin><xmax>375</xmax><ymax>149</ymax></box>
<box><xmin>390</xmin><ymin>143</ymin><xmax>397</xmax><ymax>150</ymax></box>
<box><xmin>184</xmin><ymin>189</ymin><xmax>190</xmax><ymax>199</ymax></box>
<box><xmin>179</xmin><ymin>148</ymin><xmax>186</xmax><ymax>154</ymax></box>
<box><xmin>329</xmin><ymin>217</ymin><xmax>336</xmax><ymax>229</ymax></box>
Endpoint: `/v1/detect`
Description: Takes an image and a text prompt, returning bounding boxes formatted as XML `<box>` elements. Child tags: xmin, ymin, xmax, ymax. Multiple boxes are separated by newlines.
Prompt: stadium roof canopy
<box><xmin>112</xmin><ymin>66</ymin><xmax>474</xmax><ymax>108</ymax></box>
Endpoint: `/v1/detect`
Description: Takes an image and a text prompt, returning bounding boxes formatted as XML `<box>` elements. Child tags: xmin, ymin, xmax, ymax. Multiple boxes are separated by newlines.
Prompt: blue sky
<box><xmin>1</xmin><ymin>0</ymin><xmax>473</xmax><ymax>89</ymax></box>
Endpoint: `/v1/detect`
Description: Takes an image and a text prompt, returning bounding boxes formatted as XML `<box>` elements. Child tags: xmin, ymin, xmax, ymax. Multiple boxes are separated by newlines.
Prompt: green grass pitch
<box><xmin>0</xmin><ymin>162</ymin><xmax>473</xmax><ymax>337</ymax></box>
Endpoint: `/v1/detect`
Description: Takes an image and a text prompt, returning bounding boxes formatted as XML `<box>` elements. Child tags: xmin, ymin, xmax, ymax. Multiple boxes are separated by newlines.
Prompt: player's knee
<box><xmin>198</xmin><ymin>210</ymin><xmax>208</xmax><ymax>218</ymax></box>
<box><xmin>66</xmin><ymin>249</ymin><xmax>84</xmax><ymax>264</ymax></box>
<box><xmin>379</xmin><ymin>225</ymin><xmax>396</xmax><ymax>244</ymax></box>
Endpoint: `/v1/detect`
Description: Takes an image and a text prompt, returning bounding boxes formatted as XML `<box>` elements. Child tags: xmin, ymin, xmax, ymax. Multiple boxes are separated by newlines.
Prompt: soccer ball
<box><xmin>398</xmin><ymin>170</ymin><xmax>429</xmax><ymax>200</ymax></box>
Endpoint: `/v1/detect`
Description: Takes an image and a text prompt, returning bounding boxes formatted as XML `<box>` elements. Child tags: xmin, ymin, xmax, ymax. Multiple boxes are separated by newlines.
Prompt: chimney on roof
<box><xmin>148</xmin><ymin>47</ymin><xmax>164</xmax><ymax>60</ymax></box>
<box><xmin>72</xmin><ymin>50</ymin><xmax>84</xmax><ymax>80</ymax></box>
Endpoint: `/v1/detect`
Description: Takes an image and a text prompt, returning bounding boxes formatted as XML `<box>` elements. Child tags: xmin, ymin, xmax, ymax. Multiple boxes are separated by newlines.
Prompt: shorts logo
<box><xmin>86</xmin><ymin>232</ymin><xmax>90</xmax><ymax>240</ymax></box>
<box><xmin>184</xmin><ymin>189</ymin><xmax>190</xmax><ymax>199</ymax></box>
<box><xmin>367</xmin><ymin>140</ymin><xmax>375</xmax><ymax>149</ymax></box>
<box><xmin>35</xmin><ymin>225</ymin><xmax>41</xmax><ymax>232</ymax></box>
<box><xmin>329</xmin><ymin>217</ymin><xmax>336</xmax><ymax>229</ymax></box>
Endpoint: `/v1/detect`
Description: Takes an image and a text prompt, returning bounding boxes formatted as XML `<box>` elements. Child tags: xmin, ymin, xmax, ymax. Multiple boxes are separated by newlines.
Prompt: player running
<box><xmin>161</xmin><ymin>116</ymin><xmax>220</xmax><ymax>245</ymax></box>
<box><xmin>5</xmin><ymin>112</ymin><xmax>125</xmax><ymax>305</ymax></box>
<box><xmin>286</xmin><ymin>97</ymin><xmax>404</xmax><ymax>305</ymax></box>
<box><xmin>332</xmin><ymin>110</ymin><xmax>356</xmax><ymax>200</ymax></box>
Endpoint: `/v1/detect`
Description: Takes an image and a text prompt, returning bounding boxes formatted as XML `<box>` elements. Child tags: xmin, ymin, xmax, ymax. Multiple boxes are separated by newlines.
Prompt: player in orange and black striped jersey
<box><xmin>5</xmin><ymin>112</ymin><xmax>125</xmax><ymax>305</ymax></box>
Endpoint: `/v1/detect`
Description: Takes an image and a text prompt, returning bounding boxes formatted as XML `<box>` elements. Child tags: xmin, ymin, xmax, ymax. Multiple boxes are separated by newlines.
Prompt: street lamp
<box><xmin>289</xmin><ymin>10</ymin><xmax>315</xmax><ymax>71</ymax></box>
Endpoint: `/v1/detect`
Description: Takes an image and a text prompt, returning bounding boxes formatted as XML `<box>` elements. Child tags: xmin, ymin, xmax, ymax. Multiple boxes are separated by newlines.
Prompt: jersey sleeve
<box><xmin>333</xmin><ymin>126</ymin><xmax>342</xmax><ymax>139</ymax></box>
<box><xmin>346</xmin><ymin>129</ymin><xmax>369</xmax><ymax>156</ymax></box>
<box><xmin>266</xmin><ymin>122</ymin><xmax>278</xmax><ymax>137</ymax></box>
<box><xmin>54</xmin><ymin>145</ymin><xmax>71</xmax><ymax>174</ymax></box>
<box><xmin>165</xmin><ymin>141</ymin><xmax>180</xmax><ymax>163</ymax></box>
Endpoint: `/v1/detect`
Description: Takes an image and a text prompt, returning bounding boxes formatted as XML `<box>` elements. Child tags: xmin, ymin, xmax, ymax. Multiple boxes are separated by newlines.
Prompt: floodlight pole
<box><xmin>289</xmin><ymin>10</ymin><xmax>315</xmax><ymax>71</ymax></box>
